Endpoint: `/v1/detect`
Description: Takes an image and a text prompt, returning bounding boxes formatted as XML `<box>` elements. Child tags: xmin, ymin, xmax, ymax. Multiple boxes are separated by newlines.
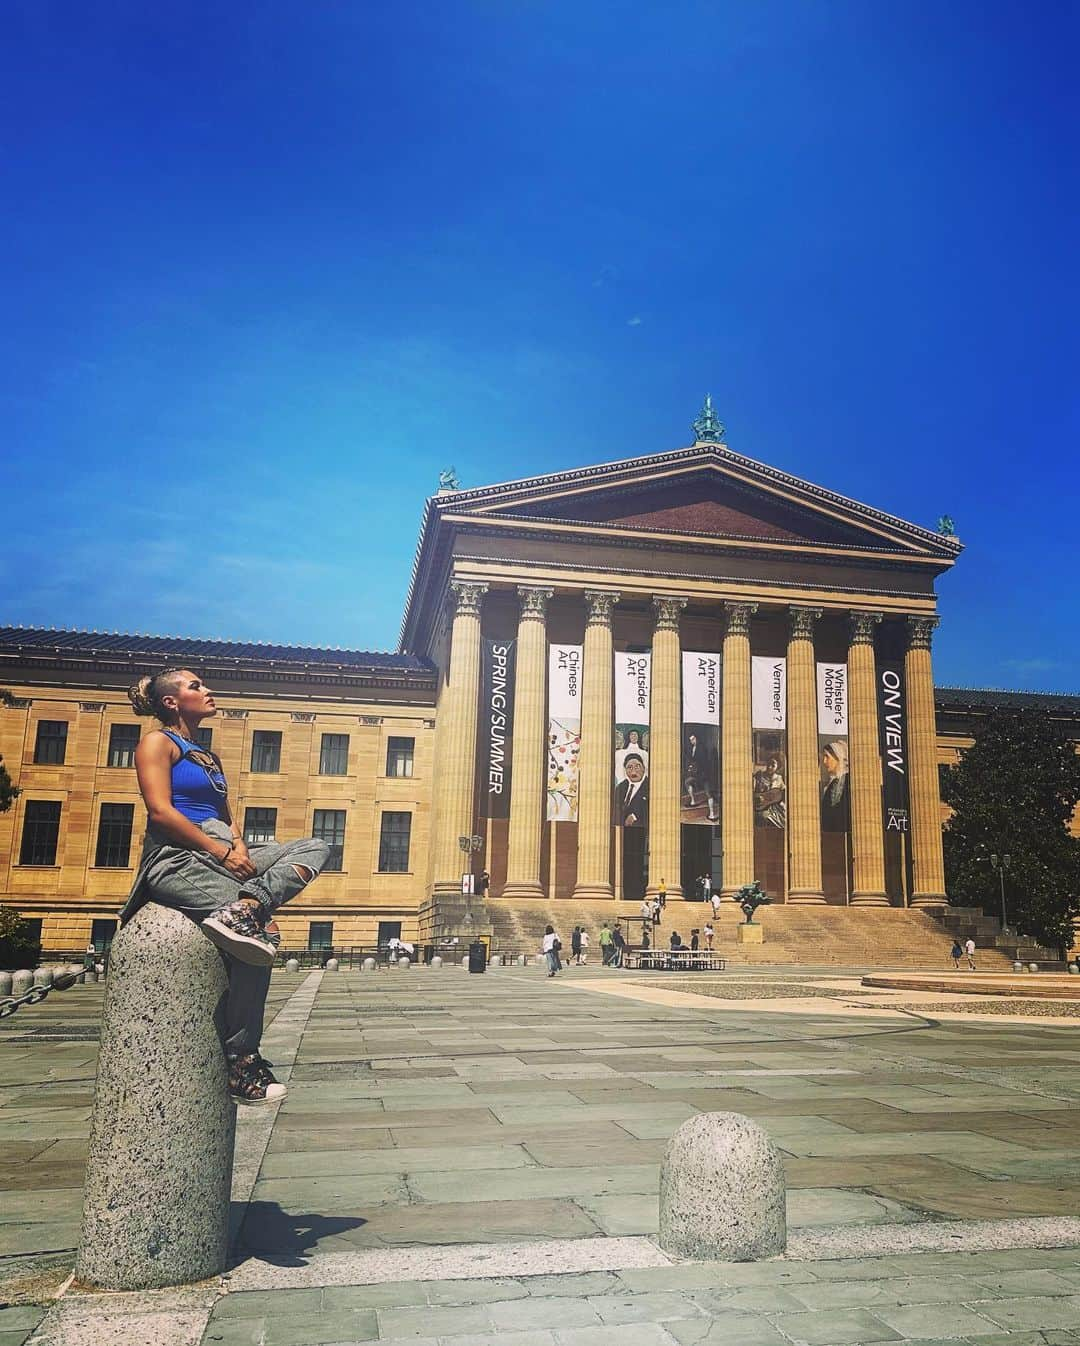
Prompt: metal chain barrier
<box><xmin>0</xmin><ymin>971</ymin><xmax>81</xmax><ymax>1019</ymax></box>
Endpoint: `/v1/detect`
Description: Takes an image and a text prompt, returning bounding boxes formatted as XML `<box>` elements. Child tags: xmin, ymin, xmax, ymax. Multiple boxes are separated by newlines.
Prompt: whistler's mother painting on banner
<box><xmin>546</xmin><ymin>644</ymin><xmax>582</xmax><ymax>822</ymax></box>
<box><xmin>681</xmin><ymin>652</ymin><xmax>720</xmax><ymax>825</ymax></box>
<box><xmin>613</xmin><ymin>652</ymin><xmax>651</xmax><ymax>829</ymax></box>
<box><xmin>817</xmin><ymin>662</ymin><xmax>849</xmax><ymax>834</ymax></box>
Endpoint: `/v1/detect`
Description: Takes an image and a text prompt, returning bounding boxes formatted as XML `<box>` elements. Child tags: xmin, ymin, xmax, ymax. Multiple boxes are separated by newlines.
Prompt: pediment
<box><xmin>439</xmin><ymin>446</ymin><xmax>961</xmax><ymax>559</ymax></box>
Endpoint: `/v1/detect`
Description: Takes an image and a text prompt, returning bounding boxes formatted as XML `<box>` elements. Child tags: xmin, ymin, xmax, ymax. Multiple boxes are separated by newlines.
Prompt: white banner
<box><xmin>614</xmin><ymin>652</ymin><xmax>651</xmax><ymax>725</ymax></box>
<box><xmin>682</xmin><ymin>651</ymin><xmax>721</xmax><ymax>725</ymax></box>
<box><xmin>751</xmin><ymin>656</ymin><xmax>786</xmax><ymax>730</ymax></box>
<box><xmin>816</xmin><ymin>663</ymin><xmax>848</xmax><ymax>735</ymax></box>
<box><xmin>548</xmin><ymin>645</ymin><xmax>582</xmax><ymax>718</ymax></box>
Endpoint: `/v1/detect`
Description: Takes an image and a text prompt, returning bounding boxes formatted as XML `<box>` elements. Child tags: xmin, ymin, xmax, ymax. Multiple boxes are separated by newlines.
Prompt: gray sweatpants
<box><xmin>143</xmin><ymin>818</ymin><xmax>330</xmax><ymax>1056</ymax></box>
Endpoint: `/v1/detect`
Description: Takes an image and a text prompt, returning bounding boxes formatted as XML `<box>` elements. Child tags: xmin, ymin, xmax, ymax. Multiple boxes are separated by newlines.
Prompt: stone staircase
<box><xmin>485</xmin><ymin>899</ymin><xmax>1015</xmax><ymax>969</ymax></box>
<box><xmin>936</xmin><ymin>904</ymin><xmax>1064</xmax><ymax>969</ymax></box>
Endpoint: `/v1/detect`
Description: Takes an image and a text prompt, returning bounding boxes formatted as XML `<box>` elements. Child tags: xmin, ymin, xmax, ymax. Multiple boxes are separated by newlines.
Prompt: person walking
<box><xmin>599</xmin><ymin>922</ymin><xmax>614</xmax><ymax>965</ymax></box>
<box><xmin>950</xmin><ymin>939</ymin><xmax>963</xmax><ymax>969</ymax></box>
<box><xmin>579</xmin><ymin>928</ymin><xmax>590</xmax><ymax>965</ymax></box>
<box><xmin>542</xmin><ymin>925</ymin><xmax>562</xmax><ymax>976</ymax></box>
<box><xmin>703</xmin><ymin>922</ymin><xmax>714</xmax><ymax>951</ymax></box>
<box><xmin>964</xmin><ymin>937</ymin><xmax>977</xmax><ymax>971</ymax></box>
<box><xmin>701</xmin><ymin>873</ymin><xmax>712</xmax><ymax>904</ymax></box>
<box><xmin>690</xmin><ymin>928</ymin><xmax>700</xmax><ymax>952</ymax></box>
<box><xmin>710</xmin><ymin>888</ymin><xmax>722</xmax><ymax>919</ymax></box>
<box><xmin>611</xmin><ymin>923</ymin><xmax>626</xmax><ymax>968</ymax></box>
<box><xmin>651</xmin><ymin>897</ymin><xmax>662</xmax><ymax>927</ymax></box>
<box><xmin>571</xmin><ymin>925</ymin><xmax>582</xmax><ymax>965</ymax></box>
<box><xmin>123</xmin><ymin>667</ymin><xmax>331</xmax><ymax>1105</ymax></box>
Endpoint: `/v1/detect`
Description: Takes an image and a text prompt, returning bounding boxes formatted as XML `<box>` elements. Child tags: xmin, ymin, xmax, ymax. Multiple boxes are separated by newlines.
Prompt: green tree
<box><xmin>942</xmin><ymin>709</ymin><xmax>1080</xmax><ymax>954</ymax></box>
<box><xmin>0</xmin><ymin>688</ymin><xmax>21</xmax><ymax>814</ymax></box>
<box><xmin>0</xmin><ymin>906</ymin><xmax>41</xmax><ymax>971</ymax></box>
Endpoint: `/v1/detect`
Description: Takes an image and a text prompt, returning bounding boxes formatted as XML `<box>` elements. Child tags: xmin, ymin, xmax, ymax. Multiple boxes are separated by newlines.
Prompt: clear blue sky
<box><xmin>3</xmin><ymin>2</ymin><xmax>1077</xmax><ymax>689</ymax></box>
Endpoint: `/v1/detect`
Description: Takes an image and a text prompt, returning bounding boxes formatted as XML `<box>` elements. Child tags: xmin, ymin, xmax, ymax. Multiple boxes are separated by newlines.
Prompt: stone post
<box><xmin>647</xmin><ymin>595</ymin><xmax>687</xmax><ymax>899</ymax></box>
<box><xmin>906</xmin><ymin>616</ymin><xmax>947</xmax><ymax>908</ymax></box>
<box><xmin>573</xmin><ymin>590</ymin><xmax>619</xmax><ymax>899</ymax></box>
<box><xmin>786</xmin><ymin>607</ymin><xmax>825</xmax><ymax>903</ymax></box>
<box><xmin>430</xmin><ymin>580</ymin><xmax>488</xmax><ymax>899</ymax></box>
<box><xmin>720</xmin><ymin>602</ymin><xmax>757</xmax><ymax>896</ymax></box>
<box><xmin>502</xmin><ymin>586</ymin><xmax>554</xmax><ymax>899</ymax></box>
<box><xmin>848</xmin><ymin>611</ymin><xmax>889</xmax><ymax>906</ymax></box>
<box><xmin>76</xmin><ymin>904</ymin><xmax>236</xmax><ymax>1289</ymax></box>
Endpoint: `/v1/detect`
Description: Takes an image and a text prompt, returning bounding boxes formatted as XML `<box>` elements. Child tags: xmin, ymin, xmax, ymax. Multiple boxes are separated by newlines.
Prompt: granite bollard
<box><xmin>76</xmin><ymin>903</ymin><xmax>236</xmax><ymax>1290</ymax></box>
<box><xmin>659</xmin><ymin>1112</ymin><xmax>786</xmax><ymax>1261</ymax></box>
<box><xmin>1029</xmin><ymin>962</ymin><xmax>1039</xmax><ymax>973</ymax></box>
<box><xmin>11</xmin><ymin>970</ymin><xmax>33</xmax><ymax>996</ymax></box>
<box><xmin>33</xmin><ymin>967</ymin><xmax>54</xmax><ymax>988</ymax></box>
<box><xmin>0</xmin><ymin>971</ymin><xmax>12</xmax><ymax>997</ymax></box>
<box><xmin>362</xmin><ymin>957</ymin><xmax>376</xmax><ymax>972</ymax></box>
<box><xmin>398</xmin><ymin>956</ymin><xmax>411</xmax><ymax>969</ymax></box>
<box><xmin>430</xmin><ymin>956</ymin><xmax>443</xmax><ymax>969</ymax></box>
<box><xmin>325</xmin><ymin>957</ymin><xmax>340</xmax><ymax>971</ymax></box>
<box><xmin>285</xmin><ymin>958</ymin><xmax>300</xmax><ymax>972</ymax></box>
<box><xmin>490</xmin><ymin>954</ymin><xmax>502</xmax><ymax>967</ymax></box>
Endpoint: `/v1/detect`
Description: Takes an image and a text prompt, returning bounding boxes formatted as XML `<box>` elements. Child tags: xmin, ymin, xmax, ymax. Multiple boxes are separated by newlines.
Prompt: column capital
<box><xmin>789</xmin><ymin>606</ymin><xmax>823</xmax><ymax>641</ymax></box>
<box><xmin>652</xmin><ymin>595</ymin><xmax>688</xmax><ymax>632</ymax></box>
<box><xmin>448</xmin><ymin>580</ymin><xmax>488</xmax><ymax>618</ymax></box>
<box><xmin>723</xmin><ymin>601</ymin><xmax>757</xmax><ymax>638</ymax></box>
<box><xmin>517</xmin><ymin>586</ymin><xmax>554</xmax><ymax>621</ymax></box>
<box><xmin>584</xmin><ymin>590</ymin><xmax>620</xmax><ymax>627</ymax></box>
<box><xmin>906</xmin><ymin>615</ymin><xmax>939</xmax><ymax>650</ymax></box>
<box><xmin>848</xmin><ymin>611</ymin><xmax>883</xmax><ymax>646</ymax></box>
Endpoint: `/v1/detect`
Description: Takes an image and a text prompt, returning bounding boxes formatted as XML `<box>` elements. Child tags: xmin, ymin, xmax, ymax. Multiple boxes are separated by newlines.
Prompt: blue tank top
<box><xmin>162</xmin><ymin>730</ymin><xmax>228</xmax><ymax>823</ymax></box>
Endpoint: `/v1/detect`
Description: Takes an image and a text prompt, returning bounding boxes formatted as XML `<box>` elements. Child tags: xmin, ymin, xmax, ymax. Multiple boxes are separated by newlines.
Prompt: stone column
<box><xmin>647</xmin><ymin>596</ymin><xmax>688</xmax><ymax>900</ymax></box>
<box><xmin>906</xmin><ymin>616</ymin><xmax>947</xmax><ymax>908</ymax></box>
<box><xmin>848</xmin><ymin>611</ymin><xmax>888</xmax><ymax>906</ymax></box>
<box><xmin>573</xmin><ymin>590</ymin><xmax>619</xmax><ymax>900</ymax></box>
<box><xmin>721</xmin><ymin>602</ymin><xmax>757</xmax><ymax>896</ymax></box>
<box><xmin>787</xmin><ymin>606</ymin><xmax>825</xmax><ymax>904</ymax></box>
<box><xmin>431</xmin><ymin>580</ymin><xmax>488</xmax><ymax>896</ymax></box>
<box><xmin>502</xmin><ymin>586</ymin><xmax>554</xmax><ymax>899</ymax></box>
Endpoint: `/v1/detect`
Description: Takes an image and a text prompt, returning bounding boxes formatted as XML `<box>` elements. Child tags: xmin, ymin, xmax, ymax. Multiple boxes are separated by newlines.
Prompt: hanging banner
<box><xmin>682</xmin><ymin>651</ymin><xmax>721</xmax><ymax>825</ymax></box>
<box><xmin>546</xmin><ymin>644</ymin><xmax>582</xmax><ymax>821</ymax></box>
<box><xmin>817</xmin><ymin>662</ymin><xmax>850</xmax><ymax>833</ymax></box>
<box><xmin>614</xmin><ymin>652</ymin><xmax>650</xmax><ymax>827</ymax></box>
<box><xmin>879</xmin><ymin>661</ymin><xmax>910</xmax><ymax>835</ymax></box>
<box><xmin>479</xmin><ymin>639</ymin><xmax>515</xmax><ymax>819</ymax></box>
<box><xmin>751</xmin><ymin>656</ymin><xmax>787</xmax><ymax>829</ymax></box>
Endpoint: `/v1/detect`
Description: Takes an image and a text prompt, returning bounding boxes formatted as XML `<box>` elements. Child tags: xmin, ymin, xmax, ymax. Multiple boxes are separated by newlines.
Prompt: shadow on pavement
<box><xmin>229</xmin><ymin>1200</ymin><xmax>366</xmax><ymax>1268</ymax></box>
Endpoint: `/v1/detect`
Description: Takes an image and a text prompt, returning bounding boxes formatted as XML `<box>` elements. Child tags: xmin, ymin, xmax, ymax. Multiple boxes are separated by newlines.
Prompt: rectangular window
<box><xmin>107</xmin><ymin>723</ymin><xmax>141</xmax><ymax>768</ymax></box>
<box><xmin>377</xmin><ymin>920</ymin><xmax>402</xmax><ymax>947</ymax></box>
<box><xmin>20</xmin><ymin>800</ymin><xmax>61</xmax><ymax>866</ymax></box>
<box><xmin>378</xmin><ymin>811</ymin><xmax>412</xmax><ymax>873</ymax></box>
<box><xmin>95</xmin><ymin>803</ymin><xmax>135</xmax><ymax>868</ymax></box>
<box><xmin>34</xmin><ymin>720</ymin><xmax>68</xmax><ymax>765</ymax></box>
<box><xmin>313</xmin><ymin>808</ymin><xmax>346</xmax><ymax>871</ymax></box>
<box><xmin>250</xmin><ymin>730</ymin><xmax>281</xmax><ymax>773</ymax></box>
<box><xmin>308</xmin><ymin>921</ymin><xmax>334</xmax><ymax>950</ymax></box>
<box><xmin>90</xmin><ymin>918</ymin><xmax>117</xmax><ymax>951</ymax></box>
<box><xmin>243</xmin><ymin>807</ymin><xmax>278</xmax><ymax>845</ymax></box>
<box><xmin>194</xmin><ymin>727</ymin><xmax>213</xmax><ymax>750</ymax></box>
<box><xmin>385</xmin><ymin>736</ymin><xmax>414</xmax><ymax>778</ymax></box>
<box><xmin>319</xmin><ymin>733</ymin><xmax>349</xmax><ymax>776</ymax></box>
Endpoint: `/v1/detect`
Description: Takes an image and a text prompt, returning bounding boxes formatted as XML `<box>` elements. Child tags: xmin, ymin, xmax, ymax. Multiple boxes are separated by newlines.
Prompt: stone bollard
<box><xmin>659</xmin><ymin>1112</ymin><xmax>786</xmax><ymax>1261</ymax></box>
<box><xmin>285</xmin><ymin>958</ymin><xmax>300</xmax><ymax>973</ymax></box>
<box><xmin>1028</xmin><ymin>963</ymin><xmax>1039</xmax><ymax>973</ymax></box>
<box><xmin>1012</xmin><ymin>961</ymin><xmax>1023</xmax><ymax>973</ymax></box>
<box><xmin>84</xmin><ymin>968</ymin><xmax>98</xmax><ymax>984</ymax></box>
<box><xmin>0</xmin><ymin>971</ymin><xmax>12</xmax><ymax>997</ymax></box>
<box><xmin>362</xmin><ymin>957</ymin><xmax>376</xmax><ymax>972</ymax></box>
<box><xmin>76</xmin><ymin>904</ymin><xmax>236</xmax><ymax>1290</ymax></box>
<box><xmin>398</xmin><ymin>956</ymin><xmax>411</xmax><ymax>969</ymax></box>
<box><xmin>1069</xmin><ymin>963</ymin><xmax>1079</xmax><ymax>975</ymax></box>
<box><xmin>430</xmin><ymin>956</ymin><xmax>443</xmax><ymax>969</ymax></box>
<box><xmin>33</xmin><ymin>967</ymin><xmax>54</xmax><ymax>989</ymax></box>
<box><xmin>325</xmin><ymin>958</ymin><xmax>340</xmax><ymax>971</ymax></box>
<box><xmin>12</xmin><ymin>970</ymin><xmax>33</xmax><ymax>996</ymax></box>
<box><xmin>490</xmin><ymin>954</ymin><xmax>502</xmax><ymax>968</ymax></box>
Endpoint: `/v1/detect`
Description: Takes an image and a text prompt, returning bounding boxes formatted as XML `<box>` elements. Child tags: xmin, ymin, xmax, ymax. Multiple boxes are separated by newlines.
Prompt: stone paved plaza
<box><xmin>4</xmin><ymin>963</ymin><xmax>1080</xmax><ymax>1345</ymax></box>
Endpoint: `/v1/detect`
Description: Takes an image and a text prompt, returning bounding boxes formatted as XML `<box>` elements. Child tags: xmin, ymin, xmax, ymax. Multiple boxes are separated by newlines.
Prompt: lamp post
<box><xmin>989</xmin><ymin>852</ymin><xmax>1012</xmax><ymax>932</ymax></box>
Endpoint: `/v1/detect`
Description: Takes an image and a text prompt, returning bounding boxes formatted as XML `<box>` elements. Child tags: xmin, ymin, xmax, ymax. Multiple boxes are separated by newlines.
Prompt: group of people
<box><xmin>541</xmin><ymin>912</ymin><xmax>721</xmax><ymax>976</ymax></box>
<box><xmin>950</xmin><ymin>937</ymin><xmax>978</xmax><ymax>970</ymax></box>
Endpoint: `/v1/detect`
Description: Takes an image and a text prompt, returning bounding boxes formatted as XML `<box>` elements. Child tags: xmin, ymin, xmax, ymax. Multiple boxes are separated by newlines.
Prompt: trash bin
<box><xmin>423</xmin><ymin>944</ymin><xmax>434</xmax><ymax>965</ymax></box>
<box><xmin>468</xmin><ymin>941</ymin><xmax>487</xmax><ymax>974</ymax></box>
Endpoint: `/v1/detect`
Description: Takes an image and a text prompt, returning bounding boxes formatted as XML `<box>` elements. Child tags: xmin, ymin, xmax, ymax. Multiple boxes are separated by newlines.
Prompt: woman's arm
<box><xmin>134</xmin><ymin>734</ymin><xmax>256</xmax><ymax>878</ymax></box>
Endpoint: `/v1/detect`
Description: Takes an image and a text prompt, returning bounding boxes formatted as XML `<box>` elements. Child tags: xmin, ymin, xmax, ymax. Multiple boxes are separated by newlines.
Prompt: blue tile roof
<box><xmin>0</xmin><ymin>626</ymin><xmax>434</xmax><ymax>674</ymax></box>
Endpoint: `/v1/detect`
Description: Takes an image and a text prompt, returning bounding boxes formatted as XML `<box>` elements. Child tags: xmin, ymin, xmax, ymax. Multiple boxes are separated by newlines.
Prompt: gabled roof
<box><xmin>399</xmin><ymin>441</ymin><xmax>962</xmax><ymax>650</ymax></box>
<box><xmin>0</xmin><ymin>626</ymin><xmax>434</xmax><ymax>675</ymax></box>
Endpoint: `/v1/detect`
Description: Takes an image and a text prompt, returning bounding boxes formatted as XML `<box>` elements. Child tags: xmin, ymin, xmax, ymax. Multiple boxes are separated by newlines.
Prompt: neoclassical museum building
<box><xmin>3</xmin><ymin>406</ymin><xmax>1078</xmax><ymax>954</ymax></box>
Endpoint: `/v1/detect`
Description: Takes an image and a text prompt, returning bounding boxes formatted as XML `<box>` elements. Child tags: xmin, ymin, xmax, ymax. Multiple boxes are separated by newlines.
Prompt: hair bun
<box><xmin>127</xmin><ymin>676</ymin><xmax>155</xmax><ymax>717</ymax></box>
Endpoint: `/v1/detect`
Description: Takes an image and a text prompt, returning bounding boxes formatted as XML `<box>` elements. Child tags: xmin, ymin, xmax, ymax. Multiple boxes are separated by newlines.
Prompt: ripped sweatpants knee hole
<box><xmin>293</xmin><ymin>864</ymin><xmax>316</xmax><ymax>884</ymax></box>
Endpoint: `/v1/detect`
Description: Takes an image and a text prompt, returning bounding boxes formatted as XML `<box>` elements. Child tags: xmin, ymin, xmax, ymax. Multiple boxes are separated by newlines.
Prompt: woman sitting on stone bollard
<box><xmin>122</xmin><ymin>668</ymin><xmax>330</xmax><ymax>1105</ymax></box>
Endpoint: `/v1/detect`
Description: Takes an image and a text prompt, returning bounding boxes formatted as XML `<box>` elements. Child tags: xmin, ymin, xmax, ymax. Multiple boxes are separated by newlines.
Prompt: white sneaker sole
<box><xmin>202</xmin><ymin>917</ymin><xmax>276</xmax><ymax>967</ymax></box>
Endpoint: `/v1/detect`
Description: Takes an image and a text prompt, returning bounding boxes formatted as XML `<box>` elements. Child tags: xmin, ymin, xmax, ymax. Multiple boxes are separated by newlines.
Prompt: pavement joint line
<box><xmin>786</xmin><ymin>1215</ymin><xmax>1080</xmax><ymax>1260</ymax></box>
